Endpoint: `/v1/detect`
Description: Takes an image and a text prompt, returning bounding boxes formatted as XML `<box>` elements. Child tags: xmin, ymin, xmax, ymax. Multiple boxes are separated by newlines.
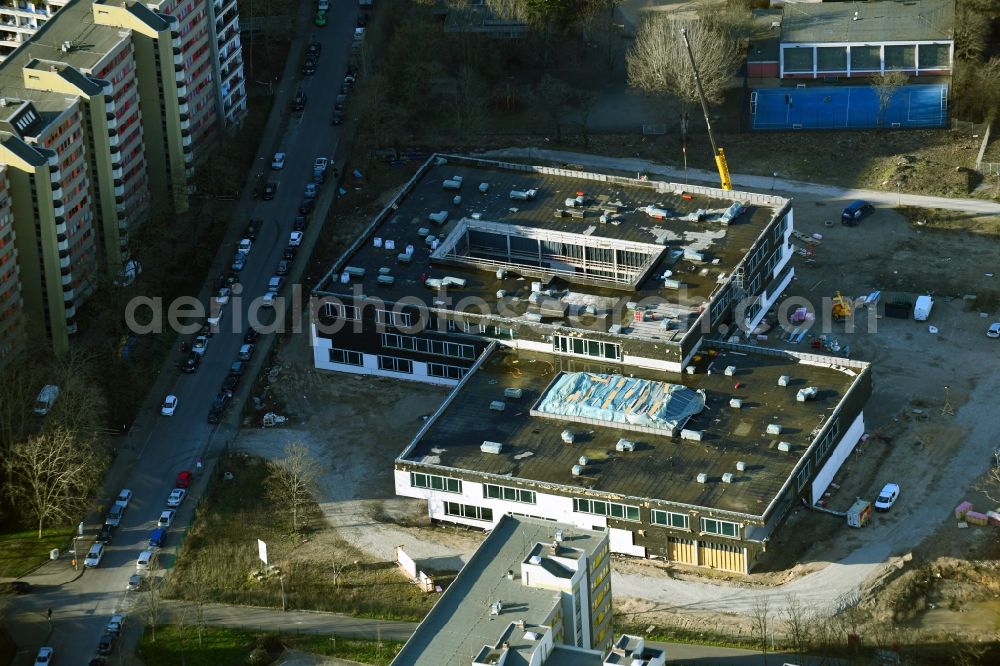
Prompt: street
<box><xmin>7</xmin><ymin>4</ymin><xmax>358</xmax><ymax>664</ymax></box>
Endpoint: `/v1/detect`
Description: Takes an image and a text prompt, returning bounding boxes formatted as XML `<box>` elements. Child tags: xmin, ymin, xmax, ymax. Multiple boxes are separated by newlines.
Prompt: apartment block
<box><xmin>0</xmin><ymin>0</ymin><xmax>243</xmax><ymax>354</ymax></box>
<box><xmin>0</xmin><ymin>0</ymin><xmax>69</xmax><ymax>60</ymax></box>
<box><xmin>0</xmin><ymin>165</ymin><xmax>24</xmax><ymax>364</ymax></box>
<box><xmin>390</xmin><ymin>515</ymin><xmax>614</xmax><ymax>665</ymax></box>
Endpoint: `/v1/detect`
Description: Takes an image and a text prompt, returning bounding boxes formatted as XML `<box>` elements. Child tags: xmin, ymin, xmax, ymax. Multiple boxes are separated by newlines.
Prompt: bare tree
<box><xmin>0</xmin><ymin>353</ymin><xmax>41</xmax><ymax>453</ymax></box>
<box><xmin>453</xmin><ymin>65</ymin><xmax>486</xmax><ymax>140</ymax></box>
<box><xmin>869</xmin><ymin>71</ymin><xmax>908</xmax><ymax>128</ymax></box>
<box><xmin>749</xmin><ymin>595</ymin><xmax>771</xmax><ymax>665</ymax></box>
<box><xmin>954</xmin><ymin>2</ymin><xmax>991</xmax><ymax>61</ymax></box>
<box><xmin>47</xmin><ymin>348</ymin><xmax>109</xmax><ymax>437</ymax></box>
<box><xmin>265</xmin><ymin>442</ymin><xmax>320</xmax><ymax>534</ymax></box>
<box><xmin>573</xmin><ymin>90</ymin><xmax>599</xmax><ymax>148</ymax></box>
<box><xmin>4</xmin><ymin>428</ymin><xmax>104</xmax><ymax>537</ymax></box>
<box><xmin>143</xmin><ymin>557</ymin><xmax>164</xmax><ymax>643</ymax></box>
<box><xmin>627</xmin><ymin>15</ymin><xmax>740</xmax><ymax>112</ymax></box>
<box><xmin>977</xmin><ymin>56</ymin><xmax>1000</xmax><ymax>122</ymax></box>
<box><xmin>781</xmin><ymin>593</ymin><xmax>812</xmax><ymax>655</ymax></box>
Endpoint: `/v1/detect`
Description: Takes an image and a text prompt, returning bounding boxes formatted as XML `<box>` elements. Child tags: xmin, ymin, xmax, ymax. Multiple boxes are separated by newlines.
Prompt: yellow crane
<box><xmin>680</xmin><ymin>28</ymin><xmax>733</xmax><ymax>191</ymax></box>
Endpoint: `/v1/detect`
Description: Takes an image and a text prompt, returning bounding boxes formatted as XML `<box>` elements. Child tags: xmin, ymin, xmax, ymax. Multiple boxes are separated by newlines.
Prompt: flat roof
<box><xmin>391</xmin><ymin>515</ymin><xmax>605</xmax><ymax>666</ymax></box>
<box><xmin>400</xmin><ymin>345</ymin><xmax>868</xmax><ymax>518</ymax></box>
<box><xmin>749</xmin><ymin>9</ymin><xmax>782</xmax><ymax>63</ymax></box>
<box><xmin>781</xmin><ymin>0</ymin><xmax>954</xmax><ymax>44</ymax></box>
<box><xmin>0</xmin><ymin>0</ymin><xmax>129</xmax><ymax>114</ymax></box>
<box><xmin>317</xmin><ymin>156</ymin><xmax>788</xmax><ymax>342</ymax></box>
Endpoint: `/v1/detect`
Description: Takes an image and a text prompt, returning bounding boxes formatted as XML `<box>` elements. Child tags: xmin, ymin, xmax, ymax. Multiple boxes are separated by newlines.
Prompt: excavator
<box><xmin>832</xmin><ymin>291</ymin><xmax>853</xmax><ymax>321</ymax></box>
<box><xmin>680</xmin><ymin>28</ymin><xmax>733</xmax><ymax>191</ymax></box>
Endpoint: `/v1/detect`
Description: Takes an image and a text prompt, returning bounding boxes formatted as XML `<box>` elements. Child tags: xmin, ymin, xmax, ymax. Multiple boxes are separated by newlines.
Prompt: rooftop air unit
<box><xmin>554</xmin><ymin>529</ymin><xmax>564</xmax><ymax>542</ymax></box>
<box><xmin>736</xmin><ymin>460</ymin><xmax>747</xmax><ymax>472</ymax></box>
<box><xmin>489</xmin><ymin>400</ymin><xmax>506</xmax><ymax>412</ymax></box>
<box><xmin>722</xmin><ymin>472</ymin><xmax>734</xmax><ymax>483</ymax></box>
<box><xmin>777</xmin><ymin>441</ymin><xmax>792</xmax><ymax>453</ymax></box>
<box><xmin>490</xmin><ymin>601</ymin><xmax>503</xmax><ymax>616</ymax></box>
<box><xmin>680</xmin><ymin>429</ymin><xmax>704</xmax><ymax>442</ymax></box>
<box><xmin>616</xmin><ymin>438</ymin><xmax>635</xmax><ymax>452</ymax></box>
<box><xmin>778</xmin><ymin>375</ymin><xmax>791</xmax><ymax>386</ymax></box>
<box><xmin>578</xmin><ymin>456</ymin><xmax>589</xmax><ymax>466</ymax></box>
<box><xmin>571</xmin><ymin>464</ymin><xmax>584</xmax><ymax>476</ymax></box>
<box><xmin>724</xmin><ymin>365</ymin><xmax>737</xmax><ymax>376</ymax></box>
<box><xmin>561</xmin><ymin>430</ymin><xmax>575</xmax><ymax>444</ymax></box>
<box><xmin>796</xmin><ymin>387</ymin><xmax>819</xmax><ymax>402</ymax></box>
<box><xmin>767</xmin><ymin>423</ymin><xmax>783</xmax><ymax>435</ymax></box>
<box><xmin>696</xmin><ymin>473</ymin><xmax>709</xmax><ymax>484</ymax></box>
<box><xmin>481</xmin><ymin>441</ymin><xmax>503</xmax><ymax>454</ymax></box>
<box><xmin>730</xmin><ymin>398</ymin><xmax>743</xmax><ymax>409</ymax></box>
<box><xmin>504</xmin><ymin>387</ymin><xmax>523</xmax><ymax>399</ymax></box>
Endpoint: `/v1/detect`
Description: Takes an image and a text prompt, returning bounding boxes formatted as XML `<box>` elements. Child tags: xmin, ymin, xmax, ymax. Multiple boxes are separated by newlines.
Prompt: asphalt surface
<box><xmin>6</xmin><ymin>4</ymin><xmax>358</xmax><ymax>665</ymax></box>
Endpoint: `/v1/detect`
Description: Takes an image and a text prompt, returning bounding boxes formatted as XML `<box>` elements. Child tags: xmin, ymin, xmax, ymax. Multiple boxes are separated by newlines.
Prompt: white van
<box><xmin>136</xmin><ymin>550</ymin><xmax>157</xmax><ymax>572</ymax></box>
<box><xmin>104</xmin><ymin>500</ymin><xmax>127</xmax><ymax>527</ymax></box>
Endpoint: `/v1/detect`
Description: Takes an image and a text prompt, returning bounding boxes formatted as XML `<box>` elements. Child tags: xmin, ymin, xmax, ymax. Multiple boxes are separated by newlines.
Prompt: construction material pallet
<box><xmin>792</xmin><ymin>230</ymin><xmax>820</xmax><ymax>245</ymax></box>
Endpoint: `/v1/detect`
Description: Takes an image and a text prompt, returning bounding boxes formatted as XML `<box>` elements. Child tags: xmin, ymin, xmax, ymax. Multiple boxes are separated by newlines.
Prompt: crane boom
<box><xmin>680</xmin><ymin>27</ymin><xmax>733</xmax><ymax>190</ymax></box>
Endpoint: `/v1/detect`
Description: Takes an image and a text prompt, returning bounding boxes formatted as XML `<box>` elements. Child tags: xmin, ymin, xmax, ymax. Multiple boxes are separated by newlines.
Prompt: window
<box><xmin>410</xmin><ymin>472</ymin><xmax>462</xmax><ymax>493</ymax></box>
<box><xmin>851</xmin><ymin>45</ymin><xmax>881</xmax><ymax>71</ymax></box>
<box><xmin>764</xmin><ymin>247</ymin><xmax>783</xmax><ymax>275</ymax></box>
<box><xmin>462</xmin><ymin>321</ymin><xmax>484</xmax><ymax>334</ymax></box>
<box><xmin>322</xmin><ymin>302</ymin><xmax>359</xmax><ymax>321</ymax></box>
<box><xmin>773</xmin><ymin>214</ymin><xmax>789</xmax><ymax>245</ymax></box>
<box><xmin>483</xmin><ymin>483</ymin><xmax>536</xmax><ymax>504</ymax></box>
<box><xmin>444</xmin><ymin>501</ymin><xmax>493</xmax><ymax>522</ymax></box>
<box><xmin>814</xmin><ymin>418</ymin><xmax>840</xmax><ymax>465</ymax></box>
<box><xmin>918</xmin><ymin>43</ymin><xmax>951</xmax><ymax>69</ymax></box>
<box><xmin>484</xmin><ymin>325</ymin><xmax>515</xmax><ymax>339</ymax></box>
<box><xmin>428</xmin><ymin>363</ymin><xmax>467</xmax><ymax>380</ymax></box>
<box><xmin>651</xmin><ymin>510</ymin><xmax>690</xmax><ymax>530</ymax></box>
<box><xmin>573</xmin><ymin>498</ymin><xmax>639</xmax><ymax>522</ymax></box>
<box><xmin>796</xmin><ymin>460</ymin><xmax>812</xmax><ymax>494</ymax></box>
<box><xmin>377</xmin><ymin>355</ymin><xmax>413</xmax><ymax>374</ymax></box>
<box><xmin>375</xmin><ymin>309</ymin><xmax>412</xmax><ymax>327</ymax></box>
<box><xmin>329</xmin><ymin>348</ymin><xmax>362</xmax><ymax>366</ymax></box>
<box><xmin>553</xmin><ymin>335</ymin><xmax>621</xmax><ymax>361</ymax></box>
<box><xmin>381</xmin><ymin>333</ymin><xmax>475</xmax><ymax>360</ymax></box>
<box><xmin>700</xmin><ymin>517</ymin><xmax>739</xmax><ymax>538</ymax></box>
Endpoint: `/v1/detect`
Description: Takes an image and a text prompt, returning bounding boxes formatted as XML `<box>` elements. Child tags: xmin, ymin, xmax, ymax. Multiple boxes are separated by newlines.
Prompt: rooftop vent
<box><xmin>481</xmin><ymin>441</ymin><xmax>503</xmax><ymax>454</ymax></box>
<box><xmin>778</xmin><ymin>375</ymin><xmax>791</xmax><ymax>387</ymax></box>
<box><xmin>554</xmin><ymin>529</ymin><xmax>564</xmax><ymax>542</ymax></box>
<box><xmin>479</xmin><ymin>182</ymin><xmax>489</xmax><ymax>193</ymax></box>
<box><xmin>730</xmin><ymin>398</ymin><xmax>743</xmax><ymax>409</ymax></box>
<box><xmin>489</xmin><ymin>601</ymin><xmax>503</xmax><ymax>616</ymax></box>
<box><xmin>489</xmin><ymin>400</ymin><xmax>506</xmax><ymax>412</ymax></box>
<box><xmin>722</xmin><ymin>472</ymin><xmax>734</xmax><ymax>483</ymax></box>
<box><xmin>616</xmin><ymin>438</ymin><xmax>635</xmax><ymax>452</ymax></box>
<box><xmin>724</xmin><ymin>365</ymin><xmax>737</xmax><ymax>376</ymax></box>
<box><xmin>61</xmin><ymin>40</ymin><xmax>72</xmax><ymax>53</ymax></box>
<box><xmin>529</xmin><ymin>555</ymin><xmax>542</xmax><ymax>565</ymax></box>
<box><xmin>510</xmin><ymin>188</ymin><xmax>537</xmax><ymax>200</ymax></box>
<box><xmin>696</xmin><ymin>473</ymin><xmax>709</xmax><ymax>484</ymax></box>
<box><xmin>680</xmin><ymin>429</ymin><xmax>704</xmax><ymax>442</ymax></box>
<box><xmin>736</xmin><ymin>460</ymin><xmax>747</xmax><ymax>472</ymax></box>
<box><xmin>796</xmin><ymin>387</ymin><xmax>819</xmax><ymax>402</ymax></box>
<box><xmin>686</xmin><ymin>365</ymin><xmax>696</xmax><ymax>375</ymax></box>
<box><xmin>442</xmin><ymin>178</ymin><xmax>462</xmax><ymax>191</ymax></box>
<box><xmin>504</xmin><ymin>387</ymin><xmax>523</xmax><ymax>399</ymax></box>
<box><xmin>767</xmin><ymin>423</ymin><xmax>783</xmax><ymax>435</ymax></box>
<box><xmin>571</xmin><ymin>464</ymin><xmax>584</xmax><ymax>476</ymax></box>
<box><xmin>777</xmin><ymin>441</ymin><xmax>792</xmax><ymax>453</ymax></box>
<box><xmin>561</xmin><ymin>430</ymin><xmax>575</xmax><ymax>444</ymax></box>
<box><xmin>578</xmin><ymin>455</ymin><xmax>589</xmax><ymax>466</ymax></box>
<box><xmin>507</xmin><ymin>569</ymin><xmax>514</xmax><ymax>580</ymax></box>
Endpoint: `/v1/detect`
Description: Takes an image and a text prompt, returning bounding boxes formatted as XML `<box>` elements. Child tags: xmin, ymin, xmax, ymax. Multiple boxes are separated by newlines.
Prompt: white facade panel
<box><xmin>810</xmin><ymin>411</ymin><xmax>866</xmax><ymax>503</ymax></box>
<box><xmin>608</xmin><ymin>527</ymin><xmax>646</xmax><ymax>557</ymax></box>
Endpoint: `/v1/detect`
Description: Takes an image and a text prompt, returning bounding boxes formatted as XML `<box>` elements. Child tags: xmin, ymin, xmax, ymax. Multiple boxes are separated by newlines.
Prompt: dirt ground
<box><xmin>230</xmin><ymin>174</ymin><xmax>1000</xmax><ymax>650</ymax></box>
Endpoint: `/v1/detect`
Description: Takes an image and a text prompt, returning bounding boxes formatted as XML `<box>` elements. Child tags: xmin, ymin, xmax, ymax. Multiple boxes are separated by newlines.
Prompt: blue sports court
<box><xmin>750</xmin><ymin>84</ymin><xmax>948</xmax><ymax>130</ymax></box>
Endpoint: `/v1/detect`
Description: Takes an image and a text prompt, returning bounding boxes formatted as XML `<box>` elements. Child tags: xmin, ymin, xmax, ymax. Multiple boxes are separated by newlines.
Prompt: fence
<box><xmin>951</xmin><ymin>118</ymin><xmax>990</xmax><ymax>133</ymax></box>
<box><xmin>393</xmin><ymin>545</ymin><xmax>436</xmax><ymax>593</ymax></box>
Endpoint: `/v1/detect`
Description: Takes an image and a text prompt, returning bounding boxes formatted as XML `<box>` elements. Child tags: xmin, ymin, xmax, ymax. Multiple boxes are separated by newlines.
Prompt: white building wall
<box><xmin>608</xmin><ymin>527</ymin><xmax>646</xmax><ymax>557</ymax></box>
<box><xmin>811</xmin><ymin>410</ymin><xmax>866</xmax><ymax>503</ymax></box>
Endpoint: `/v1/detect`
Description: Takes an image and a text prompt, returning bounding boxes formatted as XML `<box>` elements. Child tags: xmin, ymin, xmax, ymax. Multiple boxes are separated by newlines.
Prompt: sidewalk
<box><xmin>163</xmin><ymin>601</ymin><xmax>417</xmax><ymax>642</ymax></box>
<box><xmin>479</xmin><ymin>147</ymin><xmax>1000</xmax><ymax>214</ymax></box>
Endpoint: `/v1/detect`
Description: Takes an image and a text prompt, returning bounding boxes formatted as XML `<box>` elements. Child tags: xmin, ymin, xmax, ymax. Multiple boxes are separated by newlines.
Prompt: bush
<box><xmin>246</xmin><ymin>647</ymin><xmax>271</xmax><ymax>666</ymax></box>
<box><xmin>256</xmin><ymin>632</ymin><xmax>283</xmax><ymax>653</ymax></box>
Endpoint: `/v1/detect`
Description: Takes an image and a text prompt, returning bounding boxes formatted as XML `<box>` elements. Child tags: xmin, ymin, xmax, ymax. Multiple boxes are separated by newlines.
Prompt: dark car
<box><xmin>306</xmin><ymin>41</ymin><xmax>322</xmax><ymax>58</ymax></box>
<box><xmin>298</xmin><ymin>199</ymin><xmax>315</xmax><ymax>215</ymax></box>
<box><xmin>292</xmin><ymin>215</ymin><xmax>307</xmax><ymax>231</ymax></box>
<box><xmin>276</xmin><ymin>259</ymin><xmax>291</xmax><ymax>276</ymax></box>
<box><xmin>283</xmin><ymin>247</ymin><xmax>298</xmax><ymax>261</ymax></box>
<box><xmin>335</xmin><ymin>94</ymin><xmax>347</xmax><ymax>111</ymax></box>
<box><xmin>302</xmin><ymin>58</ymin><xmax>316</xmax><ymax>75</ymax></box>
<box><xmin>97</xmin><ymin>633</ymin><xmax>115</xmax><ymax>655</ymax></box>
<box><xmin>226</xmin><ymin>271</ymin><xmax>241</xmax><ymax>286</ymax></box>
<box><xmin>181</xmin><ymin>351</ymin><xmax>201</xmax><ymax>374</ymax></box>
<box><xmin>262</xmin><ymin>181</ymin><xmax>278</xmax><ymax>200</ymax></box>
<box><xmin>96</xmin><ymin>523</ymin><xmax>114</xmax><ymax>545</ymax></box>
<box><xmin>245</xmin><ymin>219</ymin><xmax>260</xmax><ymax>240</ymax></box>
<box><xmin>212</xmin><ymin>392</ymin><xmax>232</xmax><ymax>412</ymax></box>
<box><xmin>222</xmin><ymin>374</ymin><xmax>240</xmax><ymax>393</ymax></box>
<box><xmin>841</xmin><ymin>200</ymin><xmax>874</xmax><ymax>225</ymax></box>
<box><xmin>244</xmin><ymin>327</ymin><xmax>259</xmax><ymax>344</ymax></box>
<box><xmin>291</xmin><ymin>88</ymin><xmax>307</xmax><ymax>111</ymax></box>
<box><xmin>340</xmin><ymin>80</ymin><xmax>352</xmax><ymax>94</ymax></box>
<box><xmin>331</xmin><ymin>110</ymin><xmax>344</xmax><ymax>125</ymax></box>
<box><xmin>207</xmin><ymin>408</ymin><xmax>222</xmax><ymax>425</ymax></box>
<box><xmin>89</xmin><ymin>658</ymin><xmax>107</xmax><ymax>666</ymax></box>
<box><xmin>357</xmin><ymin>11</ymin><xmax>369</xmax><ymax>27</ymax></box>
<box><xmin>230</xmin><ymin>360</ymin><xmax>246</xmax><ymax>377</ymax></box>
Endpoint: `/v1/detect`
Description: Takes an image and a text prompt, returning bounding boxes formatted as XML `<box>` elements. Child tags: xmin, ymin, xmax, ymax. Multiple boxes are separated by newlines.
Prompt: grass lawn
<box><xmin>0</xmin><ymin>527</ymin><xmax>74</xmax><ymax>578</ymax></box>
<box><xmin>137</xmin><ymin>625</ymin><xmax>403</xmax><ymax>666</ymax></box>
<box><xmin>165</xmin><ymin>454</ymin><xmax>439</xmax><ymax>621</ymax></box>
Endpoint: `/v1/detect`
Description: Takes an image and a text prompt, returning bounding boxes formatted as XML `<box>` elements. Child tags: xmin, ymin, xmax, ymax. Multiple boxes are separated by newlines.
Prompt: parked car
<box><xmin>160</xmin><ymin>394</ymin><xmax>178</xmax><ymax>416</ymax></box>
<box><xmin>292</xmin><ymin>216</ymin><xmax>307</xmax><ymax>231</ymax></box>
<box><xmin>126</xmin><ymin>574</ymin><xmax>143</xmax><ymax>592</ymax></box>
<box><xmin>298</xmin><ymin>199</ymin><xmax>315</xmax><ymax>215</ymax></box>
<box><xmin>245</xmin><ymin>219</ymin><xmax>260</xmax><ymax>240</ymax></box>
<box><xmin>874</xmin><ymin>483</ymin><xmax>900</xmax><ymax>512</ymax></box>
<box><xmin>222</xmin><ymin>374</ymin><xmax>240</xmax><ymax>393</ymax></box>
<box><xmin>97</xmin><ymin>633</ymin><xmax>115</xmax><ymax>656</ymax></box>
<box><xmin>335</xmin><ymin>94</ymin><xmax>347</xmax><ymax>111</ymax></box>
<box><xmin>304</xmin><ymin>182</ymin><xmax>318</xmax><ymax>199</ymax></box>
<box><xmin>176</xmin><ymin>470</ymin><xmax>193</xmax><ymax>488</ymax></box>
<box><xmin>192</xmin><ymin>335</ymin><xmax>208</xmax><ymax>356</ymax></box>
<box><xmin>354</xmin><ymin>27</ymin><xmax>365</xmax><ymax>40</ymax></box>
<box><xmin>289</xmin><ymin>231</ymin><xmax>304</xmax><ymax>247</ymax></box>
<box><xmin>318</xmin><ymin>0</ymin><xmax>329</xmax><ymax>9</ymax></box>
<box><xmin>117</xmin><ymin>489</ymin><xmax>133</xmax><ymax>508</ymax></box>
<box><xmin>841</xmin><ymin>199</ymin><xmax>874</xmax><ymax>225</ymax></box>
<box><xmin>104</xmin><ymin>500</ymin><xmax>127</xmax><ymax>527</ymax></box>
<box><xmin>207</xmin><ymin>408</ymin><xmax>222</xmax><ymax>425</ymax></box>
<box><xmin>182</xmin><ymin>351</ymin><xmax>201</xmax><ymax>374</ymax></box>
<box><xmin>261</xmin><ymin>292</ymin><xmax>277</xmax><ymax>309</ymax></box>
<box><xmin>271</xmin><ymin>152</ymin><xmax>286</xmax><ymax>170</ymax></box>
<box><xmin>306</xmin><ymin>41</ymin><xmax>321</xmax><ymax>58</ymax></box>
<box><xmin>987</xmin><ymin>322</ymin><xmax>1000</xmax><ymax>338</ymax></box>
<box><xmin>315</xmin><ymin>9</ymin><xmax>327</xmax><ymax>26</ymax></box>
<box><xmin>283</xmin><ymin>247</ymin><xmax>298</xmax><ymax>261</ymax></box>
<box><xmin>33</xmin><ymin>384</ymin><xmax>59</xmax><ymax>416</ymax></box>
<box><xmin>331</xmin><ymin>109</ymin><xmax>344</xmax><ymax>125</ymax></box>
<box><xmin>232</xmin><ymin>252</ymin><xmax>246</xmax><ymax>272</ymax></box>
<box><xmin>302</xmin><ymin>58</ymin><xmax>316</xmax><ymax>75</ymax></box>
<box><xmin>96</xmin><ymin>523</ymin><xmax>114</xmax><ymax>545</ymax></box>
<box><xmin>291</xmin><ymin>88</ymin><xmax>307</xmax><ymax>111</ymax></box>
<box><xmin>239</xmin><ymin>343</ymin><xmax>255</xmax><ymax>361</ymax></box>
<box><xmin>136</xmin><ymin>550</ymin><xmax>157</xmax><ymax>572</ymax></box>
<box><xmin>262</xmin><ymin>181</ymin><xmax>278</xmax><ymax>200</ymax></box>
<box><xmin>106</xmin><ymin>614</ymin><xmax>125</xmax><ymax>636</ymax></box>
<box><xmin>148</xmin><ymin>527</ymin><xmax>167</xmax><ymax>549</ymax></box>
<box><xmin>230</xmin><ymin>360</ymin><xmax>246</xmax><ymax>376</ymax></box>
<box><xmin>34</xmin><ymin>648</ymin><xmax>54</xmax><ymax>666</ymax></box>
<box><xmin>238</xmin><ymin>238</ymin><xmax>252</xmax><ymax>255</ymax></box>
<box><xmin>215</xmin><ymin>288</ymin><xmax>232</xmax><ymax>306</ymax></box>
<box><xmin>276</xmin><ymin>259</ymin><xmax>291</xmax><ymax>276</ymax></box>
<box><xmin>84</xmin><ymin>543</ymin><xmax>105</xmax><ymax>568</ymax></box>
<box><xmin>158</xmin><ymin>509</ymin><xmax>175</xmax><ymax>528</ymax></box>
<box><xmin>166</xmin><ymin>488</ymin><xmax>186</xmax><ymax>508</ymax></box>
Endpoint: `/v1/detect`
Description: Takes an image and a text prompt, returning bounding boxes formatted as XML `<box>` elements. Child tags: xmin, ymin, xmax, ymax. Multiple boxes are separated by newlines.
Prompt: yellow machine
<box><xmin>832</xmin><ymin>291</ymin><xmax>852</xmax><ymax>320</ymax></box>
<box><xmin>681</xmin><ymin>28</ymin><xmax>733</xmax><ymax>191</ymax></box>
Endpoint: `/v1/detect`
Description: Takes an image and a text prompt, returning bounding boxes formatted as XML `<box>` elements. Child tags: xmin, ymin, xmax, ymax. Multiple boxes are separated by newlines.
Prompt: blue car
<box><xmin>841</xmin><ymin>200</ymin><xmax>874</xmax><ymax>225</ymax></box>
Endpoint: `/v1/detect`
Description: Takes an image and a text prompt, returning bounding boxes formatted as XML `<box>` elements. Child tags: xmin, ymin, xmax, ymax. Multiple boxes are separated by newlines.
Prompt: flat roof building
<box><xmin>390</xmin><ymin>514</ymin><xmax>614</xmax><ymax>665</ymax></box>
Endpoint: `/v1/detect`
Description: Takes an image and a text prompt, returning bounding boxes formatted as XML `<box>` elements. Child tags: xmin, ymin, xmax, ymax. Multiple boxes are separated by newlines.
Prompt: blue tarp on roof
<box><xmin>536</xmin><ymin>372</ymin><xmax>705</xmax><ymax>431</ymax></box>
